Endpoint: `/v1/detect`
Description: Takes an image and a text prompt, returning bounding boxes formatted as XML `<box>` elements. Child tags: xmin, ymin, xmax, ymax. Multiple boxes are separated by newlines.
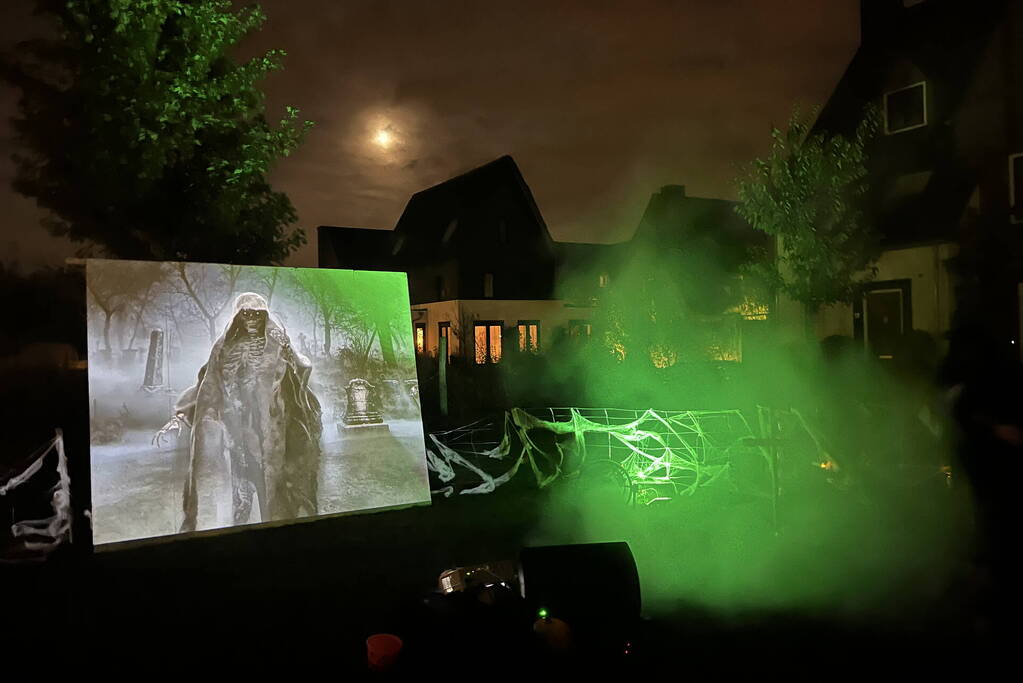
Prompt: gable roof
<box><xmin>318</xmin><ymin>155</ymin><xmax>557</xmax><ymax>270</ymax></box>
<box><xmin>391</xmin><ymin>155</ymin><xmax>556</xmax><ymax>261</ymax></box>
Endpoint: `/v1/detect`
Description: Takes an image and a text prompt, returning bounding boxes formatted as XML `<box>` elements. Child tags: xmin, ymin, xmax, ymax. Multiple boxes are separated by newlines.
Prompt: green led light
<box><xmin>537</xmin><ymin>607</ymin><xmax>549</xmax><ymax>619</ymax></box>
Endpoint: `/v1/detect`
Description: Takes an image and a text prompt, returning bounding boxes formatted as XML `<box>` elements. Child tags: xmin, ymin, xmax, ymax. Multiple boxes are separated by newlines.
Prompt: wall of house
<box><xmin>814</xmin><ymin>242</ymin><xmax>958</xmax><ymax>344</ymax></box>
<box><xmin>411</xmin><ymin>299</ymin><xmax>596</xmax><ymax>358</ymax></box>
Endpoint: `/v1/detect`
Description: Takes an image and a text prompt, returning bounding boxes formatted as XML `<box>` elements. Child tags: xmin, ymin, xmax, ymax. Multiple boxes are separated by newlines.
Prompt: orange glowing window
<box><xmin>414</xmin><ymin>323</ymin><xmax>426</xmax><ymax>354</ymax></box>
<box><xmin>517</xmin><ymin>321</ymin><xmax>540</xmax><ymax>353</ymax></box>
<box><xmin>474</xmin><ymin>322</ymin><xmax>502</xmax><ymax>364</ymax></box>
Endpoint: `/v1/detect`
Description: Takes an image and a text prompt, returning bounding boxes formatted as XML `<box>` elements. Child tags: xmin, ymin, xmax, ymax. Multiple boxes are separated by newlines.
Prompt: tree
<box><xmin>2</xmin><ymin>0</ymin><xmax>312</xmax><ymax>265</ymax></box>
<box><xmin>174</xmin><ymin>262</ymin><xmax>241</xmax><ymax>342</ymax></box>
<box><xmin>292</xmin><ymin>269</ymin><xmax>340</xmax><ymax>356</ymax></box>
<box><xmin>86</xmin><ymin>265</ymin><xmax>125</xmax><ymax>351</ymax></box>
<box><xmin>735</xmin><ymin>107</ymin><xmax>881</xmax><ymax>321</ymax></box>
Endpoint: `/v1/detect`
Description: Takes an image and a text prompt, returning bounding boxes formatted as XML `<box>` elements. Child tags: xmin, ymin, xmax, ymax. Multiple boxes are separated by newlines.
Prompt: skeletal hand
<box><xmin>153</xmin><ymin>415</ymin><xmax>184</xmax><ymax>448</ymax></box>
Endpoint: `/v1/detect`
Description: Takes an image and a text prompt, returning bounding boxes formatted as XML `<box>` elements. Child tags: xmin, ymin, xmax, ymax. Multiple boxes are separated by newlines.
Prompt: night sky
<box><xmin>0</xmin><ymin>0</ymin><xmax>859</xmax><ymax>269</ymax></box>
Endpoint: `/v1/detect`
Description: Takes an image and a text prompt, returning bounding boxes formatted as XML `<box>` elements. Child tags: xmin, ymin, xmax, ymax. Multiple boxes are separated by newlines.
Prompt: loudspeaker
<box><xmin>519</xmin><ymin>541</ymin><xmax>640</xmax><ymax>647</ymax></box>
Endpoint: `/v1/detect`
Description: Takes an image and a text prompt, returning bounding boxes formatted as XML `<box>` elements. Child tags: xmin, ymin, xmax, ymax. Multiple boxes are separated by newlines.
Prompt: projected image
<box><xmin>86</xmin><ymin>259</ymin><xmax>429</xmax><ymax>545</ymax></box>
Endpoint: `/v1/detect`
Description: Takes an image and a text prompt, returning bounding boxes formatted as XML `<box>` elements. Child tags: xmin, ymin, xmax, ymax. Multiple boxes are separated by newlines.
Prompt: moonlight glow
<box><xmin>374</xmin><ymin>129</ymin><xmax>393</xmax><ymax>149</ymax></box>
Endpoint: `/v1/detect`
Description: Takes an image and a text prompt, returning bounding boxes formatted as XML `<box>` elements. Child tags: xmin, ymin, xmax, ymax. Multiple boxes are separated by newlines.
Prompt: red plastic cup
<box><xmin>366</xmin><ymin>633</ymin><xmax>403</xmax><ymax>671</ymax></box>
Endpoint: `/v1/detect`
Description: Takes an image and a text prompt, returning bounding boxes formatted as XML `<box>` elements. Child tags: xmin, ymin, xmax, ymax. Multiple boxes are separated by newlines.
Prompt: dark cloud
<box><xmin>0</xmin><ymin>0</ymin><xmax>859</xmax><ymax>268</ymax></box>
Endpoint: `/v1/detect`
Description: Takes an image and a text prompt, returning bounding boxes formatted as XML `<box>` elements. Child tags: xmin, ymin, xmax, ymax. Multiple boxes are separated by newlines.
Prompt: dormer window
<box><xmin>442</xmin><ymin>218</ymin><xmax>458</xmax><ymax>244</ymax></box>
<box><xmin>884</xmin><ymin>81</ymin><xmax>927</xmax><ymax>135</ymax></box>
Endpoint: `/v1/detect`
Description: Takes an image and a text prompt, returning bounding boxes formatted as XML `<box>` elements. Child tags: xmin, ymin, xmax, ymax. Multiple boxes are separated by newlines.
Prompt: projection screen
<box><xmin>86</xmin><ymin>259</ymin><xmax>430</xmax><ymax>545</ymax></box>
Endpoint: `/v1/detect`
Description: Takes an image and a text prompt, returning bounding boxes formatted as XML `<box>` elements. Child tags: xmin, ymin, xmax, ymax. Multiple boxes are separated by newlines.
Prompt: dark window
<box><xmin>438</xmin><ymin>322</ymin><xmax>451</xmax><ymax>362</ymax></box>
<box><xmin>442</xmin><ymin>218</ymin><xmax>458</xmax><ymax>243</ymax></box>
<box><xmin>568</xmin><ymin>319</ymin><xmax>592</xmax><ymax>339</ymax></box>
<box><xmin>414</xmin><ymin>323</ymin><xmax>426</xmax><ymax>354</ymax></box>
<box><xmin>474</xmin><ymin>322</ymin><xmax>502</xmax><ymax>364</ymax></box>
<box><xmin>884</xmin><ymin>82</ymin><xmax>926</xmax><ymax>134</ymax></box>
<box><xmin>517</xmin><ymin>320</ymin><xmax>540</xmax><ymax>353</ymax></box>
<box><xmin>1010</xmin><ymin>153</ymin><xmax>1023</xmax><ymax>219</ymax></box>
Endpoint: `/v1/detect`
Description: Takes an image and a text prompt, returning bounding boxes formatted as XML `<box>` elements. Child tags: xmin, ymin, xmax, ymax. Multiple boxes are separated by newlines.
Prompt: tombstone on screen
<box><xmin>86</xmin><ymin>259</ymin><xmax>430</xmax><ymax>545</ymax></box>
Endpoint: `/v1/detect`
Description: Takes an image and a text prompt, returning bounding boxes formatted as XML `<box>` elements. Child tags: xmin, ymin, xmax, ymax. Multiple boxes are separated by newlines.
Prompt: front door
<box><xmin>865</xmin><ymin>289</ymin><xmax>903</xmax><ymax>360</ymax></box>
<box><xmin>853</xmin><ymin>279</ymin><xmax>912</xmax><ymax>361</ymax></box>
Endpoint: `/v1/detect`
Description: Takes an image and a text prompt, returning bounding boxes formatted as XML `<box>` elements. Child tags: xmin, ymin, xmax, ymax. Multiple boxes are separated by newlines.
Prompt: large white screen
<box><xmin>86</xmin><ymin>259</ymin><xmax>430</xmax><ymax>545</ymax></box>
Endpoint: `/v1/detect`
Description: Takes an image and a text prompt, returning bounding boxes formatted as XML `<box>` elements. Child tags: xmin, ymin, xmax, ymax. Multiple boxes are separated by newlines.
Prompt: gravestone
<box><xmin>142</xmin><ymin>329</ymin><xmax>165</xmax><ymax>392</ymax></box>
<box><xmin>340</xmin><ymin>378</ymin><xmax>389</xmax><ymax>435</ymax></box>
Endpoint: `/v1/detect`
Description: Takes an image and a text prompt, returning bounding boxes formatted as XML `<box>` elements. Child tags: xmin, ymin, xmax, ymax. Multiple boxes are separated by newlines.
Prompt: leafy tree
<box><xmin>2</xmin><ymin>0</ymin><xmax>312</xmax><ymax>264</ymax></box>
<box><xmin>735</xmin><ymin>107</ymin><xmax>880</xmax><ymax>319</ymax></box>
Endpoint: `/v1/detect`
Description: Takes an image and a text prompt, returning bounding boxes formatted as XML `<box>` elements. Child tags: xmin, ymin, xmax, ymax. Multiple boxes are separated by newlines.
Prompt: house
<box><xmin>318</xmin><ymin>156</ymin><xmax>610</xmax><ymax>364</ymax></box>
<box><xmin>808</xmin><ymin>0</ymin><xmax>1022</xmax><ymax>362</ymax></box>
<box><xmin>319</xmin><ymin>157</ymin><xmax>765</xmax><ymax>365</ymax></box>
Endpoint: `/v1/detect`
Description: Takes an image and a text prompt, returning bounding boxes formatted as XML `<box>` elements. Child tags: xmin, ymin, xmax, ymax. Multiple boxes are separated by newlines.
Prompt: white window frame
<box><xmin>1010</xmin><ymin>152</ymin><xmax>1023</xmax><ymax>224</ymax></box>
<box><xmin>883</xmin><ymin>81</ymin><xmax>928</xmax><ymax>135</ymax></box>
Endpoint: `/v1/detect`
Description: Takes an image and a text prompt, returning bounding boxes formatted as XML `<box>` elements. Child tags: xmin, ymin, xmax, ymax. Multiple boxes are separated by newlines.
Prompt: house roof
<box><xmin>319</xmin><ymin>155</ymin><xmax>557</xmax><ymax>269</ymax></box>
<box><xmin>632</xmin><ymin>185</ymin><xmax>769</xmax><ymax>270</ymax></box>
<box><xmin>390</xmin><ymin>153</ymin><xmax>556</xmax><ymax>259</ymax></box>
<box><xmin>316</xmin><ymin>226</ymin><xmax>394</xmax><ymax>271</ymax></box>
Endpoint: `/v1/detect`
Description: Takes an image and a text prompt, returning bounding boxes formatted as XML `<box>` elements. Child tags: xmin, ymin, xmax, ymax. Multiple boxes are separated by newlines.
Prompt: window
<box><xmin>414</xmin><ymin>323</ymin><xmax>426</xmax><ymax>354</ymax></box>
<box><xmin>484</xmin><ymin>273</ymin><xmax>494</xmax><ymax>298</ymax></box>
<box><xmin>438</xmin><ymin>322</ymin><xmax>451</xmax><ymax>362</ymax></box>
<box><xmin>884</xmin><ymin>81</ymin><xmax>927</xmax><ymax>135</ymax></box>
<box><xmin>598</xmin><ymin>273</ymin><xmax>609</xmax><ymax>288</ymax></box>
<box><xmin>442</xmin><ymin>218</ymin><xmax>458</xmax><ymax>243</ymax></box>
<box><xmin>568</xmin><ymin>320</ymin><xmax>592</xmax><ymax>339</ymax></box>
<box><xmin>473</xmin><ymin>322</ymin><xmax>502</xmax><ymax>364</ymax></box>
<box><xmin>1010</xmin><ymin>153</ymin><xmax>1023</xmax><ymax>222</ymax></box>
<box><xmin>517</xmin><ymin>320</ymin><xmax>540</xmax><ymax>353</ymax></box>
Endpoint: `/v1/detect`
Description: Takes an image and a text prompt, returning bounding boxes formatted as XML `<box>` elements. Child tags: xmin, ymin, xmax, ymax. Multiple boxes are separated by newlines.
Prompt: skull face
<box><xmin>238</xmin><ymin>308</ymin><xmax>267</xmax><ymax>336</ymax></box>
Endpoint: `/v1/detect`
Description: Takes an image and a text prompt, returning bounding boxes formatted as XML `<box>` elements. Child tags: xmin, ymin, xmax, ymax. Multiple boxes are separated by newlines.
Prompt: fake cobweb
<box><xmin>426</xmin><ymin>407</ymin><xmax>761</xmax><ymax>504</ymax></box>
<box><xmin>0</xmin><ymin>430</ymin><xmax>72</xmax><ymax>562</ymax></box>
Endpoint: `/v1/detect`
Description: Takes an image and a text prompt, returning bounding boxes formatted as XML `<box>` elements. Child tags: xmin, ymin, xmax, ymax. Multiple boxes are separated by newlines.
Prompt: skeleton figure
<box><xmin>155</xmin><ymin>293</ymin><xmax>322</xmax><ymax>532</ymax></box>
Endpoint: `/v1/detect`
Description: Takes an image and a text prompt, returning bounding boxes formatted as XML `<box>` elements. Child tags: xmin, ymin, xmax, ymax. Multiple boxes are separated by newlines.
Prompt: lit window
<box><xmin>517</xmin><ymin>321</ymin><xmax>540</xmax><ymax>353</ymax></box>
<box><xmin>484</xmin><ymin>273</ymin><xmax>494</xmax><ymax>298</ymax></box>
<box><xmin>1010</xmin><ymin>153</ymin><xmax>1023</xmax><ymax>222</ymax></box>
<box><xmin>598</xmin><ymin>273</ymin><xmax>609</xmax><ymax>288</ymax></box>
<box><xmin>474</xmin><ymin>322</ymin><xmax>502</xmax><ymax>364</ymax></box>
<box><xmin>884</xmin><ymin>81</ymin><xmax>927</xmax><ymax>135</ymax></box>
<box><xmin>414</xmin><ymin>323</ymin><xmax>426</xmax><ymax>354</ymax></box>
